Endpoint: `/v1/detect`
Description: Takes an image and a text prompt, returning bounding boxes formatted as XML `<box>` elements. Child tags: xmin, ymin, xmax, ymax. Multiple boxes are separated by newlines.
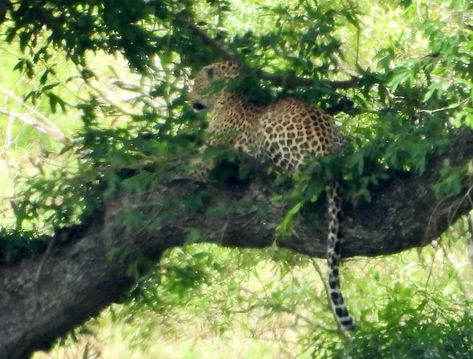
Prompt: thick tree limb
<box><xmin>1</xmin><ymin>128</ymin><xmax>473</xmax><ymax>358</ymax></box>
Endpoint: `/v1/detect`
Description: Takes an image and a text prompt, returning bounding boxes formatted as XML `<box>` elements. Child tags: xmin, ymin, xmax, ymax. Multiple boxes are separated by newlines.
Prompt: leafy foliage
<box><xmin>327</xmin><ymin>299</ymin><xmax>473</xmax><ymax>359</ymax></box>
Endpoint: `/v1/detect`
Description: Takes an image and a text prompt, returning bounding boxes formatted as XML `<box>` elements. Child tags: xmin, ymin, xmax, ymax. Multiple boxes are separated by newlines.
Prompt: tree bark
<box><xmin>1</xmin><ymin>128</ymin><xmax>473</xmax><ymax>359</ymax></box>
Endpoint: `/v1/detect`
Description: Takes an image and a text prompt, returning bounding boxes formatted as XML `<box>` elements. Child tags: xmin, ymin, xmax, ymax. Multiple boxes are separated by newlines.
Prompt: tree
<box><xmin>0</xmin><ymin>1</ymin><xmax>472</xmax><ymax>358</ymax></box>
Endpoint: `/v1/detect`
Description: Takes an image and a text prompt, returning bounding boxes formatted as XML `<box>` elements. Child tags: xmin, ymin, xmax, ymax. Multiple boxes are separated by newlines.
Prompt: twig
<box><xmin>0</xmin><ymin>86</ymin><xmax>66</xmax><ymax>137</ymax></box>
<box><xmin>4</xmin><ymin>112</ymin><xmax>14</xmax><ymax>148</ymax></box>
<box><xmin>311</xmin><ymin>259</ymin><xmax>330</xmax><ymax>307</ymax></box>
<box><xmin>311</xmin><ymin>258</ymin><xmax>350</xmax><ymax>338</ymax></box>
<box><xmin>35</xmin><ymin>238</ymin><xmax>55</xmax><ymax>282</ymax></box>
<box><xmin>424</xmin><ymin>241</ymin><xmax>440</xmax><ymax>293</ymax></box>
<box><xmin>417</xmin><ymin>99</ymin><xmax>469</xmax><ymax>115</ymax></box>
<box><xmin>259</xmin><ymin>71</ymin><xmax>359</xmax><ymax>90</ymax></box>
<box><xmin>439</xmin><ymin>242</ymin><xmax>471</xmax><ymax>300</ymax></box>
<box><xmin>82</xmin><ymin>77</ymin><xmax>138</xmax><ymax>116</ymax></box>
<box><xmin>466</xmin><ymin>213</ymin><xmax>473</xmax><ymax>269</ymax></box>
<box><xmin>218</xmin><ymin>218</ymin><xmax>229</xmax><ymax>244</ymax></box>
<box><xmin>0</xmin><ymin>108</ymin><xmax>69</xmax><ymax>144</ymax></box>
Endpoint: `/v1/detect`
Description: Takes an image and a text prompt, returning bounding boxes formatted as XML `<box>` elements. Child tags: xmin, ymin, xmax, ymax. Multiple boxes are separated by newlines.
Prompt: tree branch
<box><xmin>182</xmin><ymin>20</ymin><xmax>242</xmax><ymax>65</ymax></box>
<box><xmin>0</xmin><ymin>109</ymin><xmax>69</xmax><ymax>144</ymax></box>
<box><xmin>0</xmin><ymin>87</ymin><xmax>69</xmax><ymax>144</ymax></box>
<box><xmin>1</xmin><ymin>128</ymin><xmax>473</xmax><ymax>358</ymax></box>
<box><xmin>182</xmin><ymin>20</ymin><xmax>362</xmax><ymax>90</ymax></box>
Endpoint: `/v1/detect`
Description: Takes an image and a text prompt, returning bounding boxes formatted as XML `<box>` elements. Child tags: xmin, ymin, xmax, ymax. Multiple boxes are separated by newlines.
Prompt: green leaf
<box><xmin>47</xmin><ymin>93</ymin><xmax>67</xmax><ymax>113</ymax></box>
<box><xmin>276</xmin><ymin>201</ymin><xmax>303</xmax><ymax>236</ymax></box>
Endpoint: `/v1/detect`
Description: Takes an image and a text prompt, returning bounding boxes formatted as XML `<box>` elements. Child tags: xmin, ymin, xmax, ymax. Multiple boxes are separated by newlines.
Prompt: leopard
<box><xmin>188</xmin><ymin>61</ymin><xmax>355</xmax><ymax>332</ymax></box>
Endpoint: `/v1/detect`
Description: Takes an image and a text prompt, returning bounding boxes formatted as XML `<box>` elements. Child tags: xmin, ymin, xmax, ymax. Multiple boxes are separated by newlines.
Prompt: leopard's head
<box><xmin>188</xmin><ymin>61</ymin><xmax>240</xmax><ymax>112</ymax></box>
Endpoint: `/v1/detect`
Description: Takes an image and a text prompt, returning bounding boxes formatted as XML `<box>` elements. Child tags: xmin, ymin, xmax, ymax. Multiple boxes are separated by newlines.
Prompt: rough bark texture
<box><xmin>1</xmin><ymin>128</ymin><xmax>473</xmax><ymax>359</ymax></box>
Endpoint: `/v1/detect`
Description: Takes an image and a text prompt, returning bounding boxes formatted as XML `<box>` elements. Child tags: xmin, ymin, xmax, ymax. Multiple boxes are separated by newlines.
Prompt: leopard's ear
<box><xmin>206</xmin><ymin>68</ymin><xmax>214</xmax><ymax>79</ymax></box>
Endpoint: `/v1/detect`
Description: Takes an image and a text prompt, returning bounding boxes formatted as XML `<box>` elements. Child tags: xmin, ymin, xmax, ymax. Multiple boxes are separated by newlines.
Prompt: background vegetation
<box><xmin>0</xmin><ymin>0</ymin><xmax>472</xmax><ymax>358</ymax></box>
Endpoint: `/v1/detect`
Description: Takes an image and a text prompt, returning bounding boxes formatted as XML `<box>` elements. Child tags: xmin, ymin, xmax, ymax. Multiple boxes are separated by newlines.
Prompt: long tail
<box><xmin>326</xmin><ymin>184</ymin><xmax>355</xmax><ymax>331</ymax></box>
